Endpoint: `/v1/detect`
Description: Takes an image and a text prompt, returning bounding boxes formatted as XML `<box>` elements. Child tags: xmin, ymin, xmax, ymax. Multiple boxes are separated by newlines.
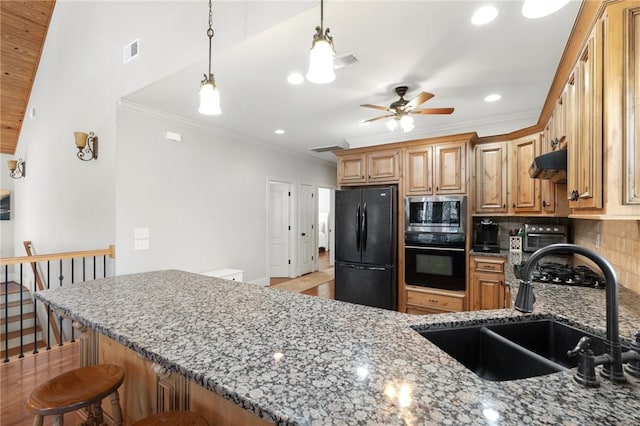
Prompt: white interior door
<box><xmin>268</xmin><ymin>181</ymin><xmax>291</xmax><ymax>278</ymax></box>
<box><xmin>329</xmin><ymin>188</ymin><xmax>335</xmax><ymax>266</ymax></box>
<box><xmin>298</xmin><ymin>183</ymin><xmax>315</xmax><ymax>275</ymax></box>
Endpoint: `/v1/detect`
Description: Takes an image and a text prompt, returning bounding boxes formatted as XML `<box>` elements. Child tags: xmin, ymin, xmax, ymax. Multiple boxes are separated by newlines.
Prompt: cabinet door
<box><xmin>475</xmin><ymin>142</ymin><xmax>508</xmax><ymax>213</ymax></box>
<box><xmin>434</xmin><ymin>142</ymin><xmax>466</xmax><ymax>194</ymax></box>
<box><xmin>539</xmin><ymin>124</ymin><xmax>556</xmax><ymax>214</ymax></box>
<box><xmin>405</xmin><ymin>146</ymin><xmax>433</xmax><ymax>195</ymax></box>
<box><xmin>511</xmin><ymin>135</ymin><xmax>540</xmax><ymax>212</ymax></box>
<box><xmin>472</xmin><ymin>272</ymin><xmax>504</xmax><ymax>311</ymax></box>
<box><xmin>568</xmin><ymin>21</ymin><xmax>603</xmax><ymax>209</ymax></box>
<box><xmin>337</xmin><ymin>153</ymin><xmax>367</xmax><ymax>185</ymax></box>
<box><xmin>368</xmin><ymin>149</ymin><xmax>401</xmax><ymax>183</ymax></box>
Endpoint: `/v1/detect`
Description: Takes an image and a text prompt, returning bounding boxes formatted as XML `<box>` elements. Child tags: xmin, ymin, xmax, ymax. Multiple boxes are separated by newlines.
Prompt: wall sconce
<box><xmin>74</xmin><ymin>131</ymin><xmax>98</xmax><ymax>161</ymax></box>
<box><xmin>7</xmin><ymin>158</ymin><xmax>25</xmax><ymax>179</ymax></box>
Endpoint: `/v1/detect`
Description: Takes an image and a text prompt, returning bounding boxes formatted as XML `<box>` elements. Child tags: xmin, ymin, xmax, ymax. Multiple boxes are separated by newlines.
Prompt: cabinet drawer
<box><xmin>406</xmin><ymin>289</ymin><xmax>464</xmax><ymax>312</ymax></box>
<box><xmin>473</xmin><ymin>258</ymin><xmax>505</xmax><ymax>273</ymax></box>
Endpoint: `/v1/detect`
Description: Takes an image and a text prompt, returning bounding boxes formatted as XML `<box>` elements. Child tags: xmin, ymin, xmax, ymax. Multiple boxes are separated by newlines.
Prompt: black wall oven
<box><xmin>404</xmin><ymin>195</ymin><xmax>467</xmax><ymax>291</ymax></box>
<box><xmin>405</xmin><ymin>232</ymin><xmax>466</xmax><ymax>291</ymax></box>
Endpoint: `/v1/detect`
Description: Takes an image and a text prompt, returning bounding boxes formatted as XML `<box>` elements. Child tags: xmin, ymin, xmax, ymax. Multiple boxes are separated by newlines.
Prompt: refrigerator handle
<box><xmin>356</xmin><ymin>203</ymin><xmax>361</xmax><ymax>251</ymax></box>
<box><xmin>362</xmin><ymin>202</ymin><xmax>367</xmax><ymax>251</ymax></box>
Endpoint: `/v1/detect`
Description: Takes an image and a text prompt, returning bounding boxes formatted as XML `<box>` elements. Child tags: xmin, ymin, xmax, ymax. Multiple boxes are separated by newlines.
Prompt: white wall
<box><xmin>115</xmin><ymin>104</ymin><xmax>336</xmax><ymax>282</ymax></box>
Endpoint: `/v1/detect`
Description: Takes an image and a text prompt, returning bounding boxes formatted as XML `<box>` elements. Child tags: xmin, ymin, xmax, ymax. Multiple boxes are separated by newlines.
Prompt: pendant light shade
<box><xmin>199</xmin><ymin>0</ymin><xmax>221</xmax><ymax>115</ymax></box>
<box><xmin>199</xmin><ymin>79</ymin><xmax>221</xmax><ymax>115</ymax></box>
<box><xmin>306</xmin><ymin>0</ymin><xmax>335</xmax><ymax>84</ymax></box>
<box><xmin>307</xmin><ymin>38</ymin><xmax>335</xmax><ymax>84</ymax></box>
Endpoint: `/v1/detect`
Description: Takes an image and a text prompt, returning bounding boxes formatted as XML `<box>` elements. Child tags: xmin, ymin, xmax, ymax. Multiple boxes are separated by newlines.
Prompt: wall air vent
<box><xmin>334</xmin><ymin>53</ymin><xmax>358</xmax><ymax>69</ymax></box>
<box><xmin>123</xmin><ymin>39</ymin><xmax>139</xmax><ymax>64</ymax></box>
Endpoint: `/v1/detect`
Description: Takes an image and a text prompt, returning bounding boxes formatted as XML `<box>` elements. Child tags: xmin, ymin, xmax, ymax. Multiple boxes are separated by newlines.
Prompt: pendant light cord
<box><xmin>207</xmin><ymin>0</ymin><xmax>214</xmax><ymax>78</ymax></box>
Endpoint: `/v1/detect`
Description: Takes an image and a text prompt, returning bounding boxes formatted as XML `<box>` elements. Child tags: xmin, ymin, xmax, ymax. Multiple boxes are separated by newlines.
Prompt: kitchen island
<box><xmin>36</xmin><ymin>270</ymin><xmax>640</xmax><ymax>425</ymax></box>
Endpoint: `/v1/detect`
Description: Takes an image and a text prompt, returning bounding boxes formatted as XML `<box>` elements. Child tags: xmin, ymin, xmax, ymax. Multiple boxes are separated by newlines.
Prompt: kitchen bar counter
<box><xmin>36</xmin><ymin>270</ymin><xmax>640</xmax><ymax>425</ymax></box>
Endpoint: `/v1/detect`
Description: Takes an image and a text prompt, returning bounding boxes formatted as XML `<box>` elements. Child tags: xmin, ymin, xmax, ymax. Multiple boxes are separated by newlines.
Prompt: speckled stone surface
<box><xmin>36</xmin><ymin>269</ymin><xmax>640</xmax><ymax>425</ymax></box>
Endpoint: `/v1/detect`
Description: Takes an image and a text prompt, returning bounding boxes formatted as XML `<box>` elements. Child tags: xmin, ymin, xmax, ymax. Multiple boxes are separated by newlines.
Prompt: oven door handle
<box><xmin>525</xmin><ymin>233</ymin><xmax>564</xmax><ymax>237</ymax></box>
<box><xmin>405</xmin><ymin>245</ymin><xmax>465</xmax><ymax>252</ymax></box>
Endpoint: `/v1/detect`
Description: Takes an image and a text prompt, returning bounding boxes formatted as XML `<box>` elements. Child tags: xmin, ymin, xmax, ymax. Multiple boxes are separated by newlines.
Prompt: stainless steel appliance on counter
<box><xmin>404</xmin><ymin>195</ymin><xmax>467</xmax><ymax>291</ymax></box>
<box><xmin>523</xmin><ymin>223</ymin><xmax>569</xmax><ymax>252</ymax></box>
<box><xmin>335</xmin><ymin>186</ymin><xmax>397</xmax><ymax>310</ymax></box>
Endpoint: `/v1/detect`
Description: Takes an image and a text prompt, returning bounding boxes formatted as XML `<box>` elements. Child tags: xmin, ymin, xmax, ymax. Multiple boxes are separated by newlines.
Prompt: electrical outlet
<box><xmin>134</xmin><ymin>239</ymin><xmax>150</xmax><ymax>250</ymax></box>
<box><xmin>595</xmin><ymin>233</ymin><xmax>601</xmax><ymax>248</ymax></box>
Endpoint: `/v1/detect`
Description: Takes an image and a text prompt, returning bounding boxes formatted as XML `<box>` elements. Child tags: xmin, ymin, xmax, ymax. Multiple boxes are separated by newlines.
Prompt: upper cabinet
<box><xmin>566</xmin><ymin>20</ymin><xmax>604</xmax><ymax>210</ymax></box>
<box><xmin>510</xmin><ymin>135</ymin><xmax>541</xmax><ymax>213</ymax></box>
<box><xmin>405</xmin><ymin>141</ymin><xmax>467</xmax><ymax>195</ymax></box>
<box><xmin>474</xmin><ymin>142</ymin><xmax>508</xmax><ymax>213</ymax></box>
<box><xmin>337</xmin><ymin>149</ymin><xmax>401</xmax><ymax>186</ymax></box>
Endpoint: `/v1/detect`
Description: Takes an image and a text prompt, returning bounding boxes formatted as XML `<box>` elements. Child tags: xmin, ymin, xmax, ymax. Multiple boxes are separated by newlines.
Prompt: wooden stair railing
<box><xmin>1</xmin><ymin>243</ymin><xmax>115</xmax><ymax>362</ymax></box>
<box><xmin>23</xmin><ymin>241</ymin><xmax>61</xmax><ymax>345</ymax></box>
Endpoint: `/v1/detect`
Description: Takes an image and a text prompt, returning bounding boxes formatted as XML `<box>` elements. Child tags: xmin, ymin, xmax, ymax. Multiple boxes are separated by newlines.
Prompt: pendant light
<box><xmin>199</xmin><ymin>0</ymin><xmax>221</xmax><ymax>115</ymax></box>
<box><xmin>306</xmin><ymin>0</ymin><xmax>335</xmax><ymax>84</ymax></box>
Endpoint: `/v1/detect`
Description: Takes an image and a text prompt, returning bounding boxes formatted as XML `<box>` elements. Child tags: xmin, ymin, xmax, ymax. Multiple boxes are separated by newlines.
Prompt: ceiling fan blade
<box><xmin>411</xmin><ymin>107</ymin><xmax>455</xmax><ymax>115</ymax></box>
<box><xmin>363</xmin><ymin>114</ymin><xmax>396</xmax><ymax>123</ymax></box>
<box><xmin>360</xmin><ymin>104</ymin><xmax>392</xmax><ymax>112</ymax></box>
<box><xmin>405</xmin><ymin>92</ymin><xmax>435</xmax><ymax>109</ymax></box>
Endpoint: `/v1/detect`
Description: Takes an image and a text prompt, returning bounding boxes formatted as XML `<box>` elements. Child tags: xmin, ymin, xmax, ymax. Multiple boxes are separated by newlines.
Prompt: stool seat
<box><xmin>133</xmin><ymin>410</ymin><xmax>209</xmax><ymax>426</ymax></box>
<box><xmin>27</xmin><ymin>364</ymin><xmax>124</xmax><ymax>417</ymax></box>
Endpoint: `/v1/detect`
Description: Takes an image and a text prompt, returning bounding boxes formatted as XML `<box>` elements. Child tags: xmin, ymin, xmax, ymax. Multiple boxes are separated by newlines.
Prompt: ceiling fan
<box><xmin>360</xmin><ymin>86</ymin><xmax>454</xmax><ymax>132</ymax></box>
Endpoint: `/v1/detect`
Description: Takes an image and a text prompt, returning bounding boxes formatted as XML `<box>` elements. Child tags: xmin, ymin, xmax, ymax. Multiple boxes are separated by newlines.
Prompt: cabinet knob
<box><xmin>512</xmin><ymin>203</ymin><xmax>516</xmax><ymax>208</ymax></box>
<box><xmin>503</xmin><ymin>204</ymin><xmax>506</xmax><ymax>209</ymax></box>
<box><xmin>436</xmin><ymin>186</ymin><xmax>439</xmax><ymax>192</ymax></box>
<box><xmin>542</xmin><ymin>200</ymin><xmax>547</xmax><ymax>208</ymax></box>
<box><xmin>570</xmin><ymin>190</ymin><xmax>579</xmax><ymax>201</ymax></box>
<box><xmin>428</xmin><ymin>187</ymin><xmax>431</xmax><ymax>192</ymax></box>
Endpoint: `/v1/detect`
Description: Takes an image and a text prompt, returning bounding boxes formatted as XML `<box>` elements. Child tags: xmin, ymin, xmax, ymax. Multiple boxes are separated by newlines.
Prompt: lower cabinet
<box><xmin>469</xmin><ymin>256</ymin><xmax>511</xmax><ymax>310</ymax></box>
<box><xmin>405</xmin><ymin>287</ymin><xmax>466</xmax><ymax>314</ymax></box>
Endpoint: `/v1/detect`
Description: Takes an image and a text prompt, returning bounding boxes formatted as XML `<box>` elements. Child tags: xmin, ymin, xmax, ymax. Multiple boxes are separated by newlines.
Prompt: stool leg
<box><xmin>32</xmin><ymin>415</ymin><xmax>44</xmax><ymax>426</ymax></box>
<box><xmin>109</xmin><ymin>390</ymin><xmax>123</xmax><ymax>426</ymax></box>
<box><xmin>93</xmin><ymin>403</ymin><xmax>104</xmax><ymax>425</ymax></box>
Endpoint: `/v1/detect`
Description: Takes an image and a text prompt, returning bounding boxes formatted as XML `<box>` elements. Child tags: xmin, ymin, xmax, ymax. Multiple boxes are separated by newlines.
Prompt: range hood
<box><xmin>528</xmin><ymin>149</ymin><xmax>567</xmax><ymax>183</ymax></box>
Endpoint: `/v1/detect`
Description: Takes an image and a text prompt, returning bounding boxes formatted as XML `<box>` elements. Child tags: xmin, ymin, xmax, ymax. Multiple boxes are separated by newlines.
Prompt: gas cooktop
<box><xmin>516</xmin><ymin>262</ymin><xmax>606</xmax><ymax>289</ymax></box>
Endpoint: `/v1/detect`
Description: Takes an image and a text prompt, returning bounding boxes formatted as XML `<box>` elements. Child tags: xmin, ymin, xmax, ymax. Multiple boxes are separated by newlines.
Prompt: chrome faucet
<box><xmin>514</xmin><ymin>243</ymin><xmax>640</xmax><ymax>386</ymax></box>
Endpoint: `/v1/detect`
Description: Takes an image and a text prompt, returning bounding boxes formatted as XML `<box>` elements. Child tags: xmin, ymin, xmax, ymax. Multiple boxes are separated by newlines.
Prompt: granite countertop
<box><xmin>36</xmin><ymin>270</ymin><xmax>640</xmax><ymax>425</ymax></box>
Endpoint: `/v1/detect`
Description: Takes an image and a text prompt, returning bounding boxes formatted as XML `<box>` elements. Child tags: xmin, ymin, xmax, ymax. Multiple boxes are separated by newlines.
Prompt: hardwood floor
<box><xmin>270</xmin><ymin>249</ymin><xmax>332</xmax><ymax>286</ymax></box>
<box><xmin>1</xmin><ymin>342</ymin><xmax>80</xmax><ymax>426</ymax></box>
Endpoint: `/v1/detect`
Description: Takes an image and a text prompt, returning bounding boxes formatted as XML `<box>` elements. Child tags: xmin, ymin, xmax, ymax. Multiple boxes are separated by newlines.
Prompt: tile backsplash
<box><xmin>572</xmin><ymin>220</ymin><xmax>640</xmax><ymax>295</ymax></box>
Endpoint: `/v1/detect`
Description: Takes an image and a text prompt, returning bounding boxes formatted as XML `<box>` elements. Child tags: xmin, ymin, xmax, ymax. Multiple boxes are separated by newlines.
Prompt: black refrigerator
<box><xmin>335</xmin><ymin>186</ymin><xmax>397</xmax><ymax>310</ymax></box>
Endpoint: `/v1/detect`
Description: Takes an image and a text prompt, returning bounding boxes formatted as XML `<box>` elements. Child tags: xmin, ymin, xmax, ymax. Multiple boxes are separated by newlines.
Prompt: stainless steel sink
<box><xmin>415</xmin><ymin>318</ymin><xmax>630</xmax><ymax>381</ymax></box>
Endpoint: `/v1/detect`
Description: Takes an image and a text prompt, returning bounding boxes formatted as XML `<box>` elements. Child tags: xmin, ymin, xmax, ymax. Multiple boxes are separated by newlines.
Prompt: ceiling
<box><xmin>2</xmin><ymin>1</ymin><xmax>582</xmax><ymax>162</ymax></box>
<box><xmin>0</xmin><ymin>0</ymin><xmax>55</xmax><ymax>155</ymax></box>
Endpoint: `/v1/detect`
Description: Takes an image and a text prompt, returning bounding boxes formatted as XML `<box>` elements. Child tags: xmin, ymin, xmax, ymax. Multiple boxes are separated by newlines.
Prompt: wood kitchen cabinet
<box><xmin>337</xmin><ymin>149</ymin><xmax>401</xmax><ymax>186</ymax></box>
<box><xmin>405</xmin><ymin>287</ymin><xmax>465</xmax><ymax>314</ymax></box>
<box><xmin>469</xmin><ymin>256</ymin><xmax>510</xmax><ymax>311</ymax></box>
<box><xmin>405</xmin><ymin>141</ymin><xmax>466</xmax><ymax>195</ymax></box>
<box><xmin>510</xmin><ymin>135</ymin><xmax>541</xmax><ymax>213</ymax></box>
<box><xmin>566</xmin><ymin>20</ymin><xmax>603</xmax><ymax>210</ymax></box>
<box><xmin>474</xmin><ymin>141</ymin><xmax>509</xmax><ymax>213</ymax></box>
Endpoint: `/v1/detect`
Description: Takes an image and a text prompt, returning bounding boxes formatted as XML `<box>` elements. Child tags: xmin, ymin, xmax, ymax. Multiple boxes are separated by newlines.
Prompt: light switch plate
<box><xmin>134</xmin><ymin>239</ymin><xmax>150</xmax><ymax>250</ymax></box>
<box><xmin>134</xmin><ymin>228</ymin><xmax>150</xmax><ymax>239</ymax></box>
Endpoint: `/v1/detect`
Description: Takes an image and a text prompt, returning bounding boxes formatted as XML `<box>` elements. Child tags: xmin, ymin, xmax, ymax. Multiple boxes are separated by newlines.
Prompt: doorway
<box><xmin>317</xmin><ymin>186</ymin><xmax>335</xmax><ymax>271</ymax></box>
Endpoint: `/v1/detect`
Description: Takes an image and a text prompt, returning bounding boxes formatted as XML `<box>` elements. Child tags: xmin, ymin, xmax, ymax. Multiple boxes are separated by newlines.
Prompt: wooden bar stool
<box><xmin>27</xmin><ymin>364</ymin><xmax>125</xmax><ymax>426</ymax></box>
<box><xmin>132</xmin><ymin>410</ymin><xmax>209</xmax><ymax>425</ymax></box>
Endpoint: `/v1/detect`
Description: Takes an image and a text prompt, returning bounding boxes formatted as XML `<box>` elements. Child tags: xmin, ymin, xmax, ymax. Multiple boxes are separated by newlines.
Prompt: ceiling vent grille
<box><xmin>334</xmin><ymin>53</ymin><xmax>358</xmax><ymax>69</ymax></box>
<box><xmin>123</xmin><ymin>39</ymin><xmax>139</xmax><ymax>64</ymax></box>
<box><xmin>310</xmin><ymin>145</ymin><xmax>347</xmax><ymax>153</ymax></box>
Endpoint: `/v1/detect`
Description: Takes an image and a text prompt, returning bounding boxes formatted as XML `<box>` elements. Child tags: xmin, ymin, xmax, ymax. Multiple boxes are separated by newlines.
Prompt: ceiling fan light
<box><xmin>385</xmin><ymin>118</ymin><xmax>398</xmax><ymax>132</ymax></box>
<box><xmin>307</xmin><ymin>38</ymin><xmax>335</xmax><ymax>84</ymax></box>
<box><xmin>199</xmin><ymin>79</ymin><xmax>221</xmax><ymax>115</ymax></box>
<box><xmin>522</xmin><ymin>0</ymin><xmax>570</xmax><ymax>19</ymax></box>
<box><xmin>399</xmin><ymin>115</ymin><xmax>414</xmax><ymax>127</ymax></box>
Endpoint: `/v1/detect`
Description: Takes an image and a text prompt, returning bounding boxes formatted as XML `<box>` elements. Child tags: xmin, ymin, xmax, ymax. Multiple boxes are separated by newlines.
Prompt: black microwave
<box><xmin>405</xmin><ymin>195</ymin><xmax>467</xmax><ymax>234</ymax></box>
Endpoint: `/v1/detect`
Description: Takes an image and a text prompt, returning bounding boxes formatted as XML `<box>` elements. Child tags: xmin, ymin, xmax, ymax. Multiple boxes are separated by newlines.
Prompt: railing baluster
<box><xmin>3</xmin><ymin>265</ymin><xmax>9</xmax><ymax>363</ymax></box>
<box><xmin>32</xmin><ymin>267</ymin><xmax>38</xmax><ymax>354</ymax></box>
<box><xmin>58</xmin><ymin>259</ymin><xmax>63</xmax><ymax>347</ymax></box>
<box><xmin>46</xmin><ymin>261</ymin><xmax>51</xmax><ymax>350</ymax></box>
<box><xmin>70</xmin><ymin>259</ymin><xmax>75</xmax><ymax>343</ymax></box>
<box><xmin>93</xmin><ymin>256</ymin><xmax>96</xmax><ymax>280</ymax></box>
<box><xmin>18</xmin><ymin>264</ymin><xmax>24</xmax><ymax>358</ymax></box>
<box><xmin>103</xmin><ymin>255</ymin><xmax>106</xmax><ymax>278</ymax></box>
<box><xmin>82</xmin><ymin>256</ymin><xmax>86</xmax><ymax>282</ymax></box>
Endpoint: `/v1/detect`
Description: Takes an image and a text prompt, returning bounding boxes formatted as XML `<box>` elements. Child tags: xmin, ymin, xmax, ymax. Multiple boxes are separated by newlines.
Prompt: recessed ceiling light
<box><xmin>522</xmin><ymin>0</ymin><xmax>570</xmax><ymax>19</ymax></box>
<box><xmin>287</xmin><ymin>72</ymin><xmax>304</xmax><ymax>85</ymax></box>
<box><xmin>275</xmin><ymin>129</ymin><xmax>285</xmax><ymax>135</ymax></box>
<box><xmin>471</xmin><ymin>5</ymin><xmax>499</xmax><ymax>25</ymax></box>
<box><xmin>484</xmin><ymin>94</ymin><xmax>501</xmax><ymax>102</ymax></box>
